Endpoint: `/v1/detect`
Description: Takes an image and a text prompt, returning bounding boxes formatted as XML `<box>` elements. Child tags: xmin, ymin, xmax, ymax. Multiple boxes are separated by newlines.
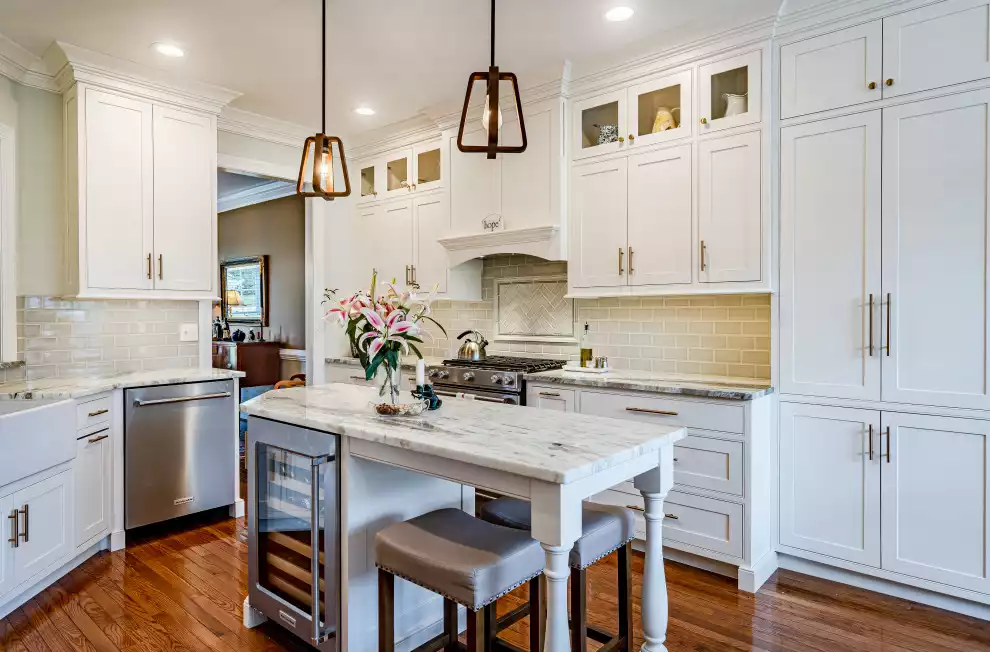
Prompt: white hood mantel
<box><xmin>438</xmin><ymin>225</ymin><xmax>563</xmax><ymax>267</ymax></box>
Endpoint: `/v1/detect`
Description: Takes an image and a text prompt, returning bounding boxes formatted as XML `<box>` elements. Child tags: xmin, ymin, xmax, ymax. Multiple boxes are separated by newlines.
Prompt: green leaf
<box><xmin>365</xmin><ymin>351</ymin><xmax>385</xmax><ymax>380</ymax></box>
<box><xmin>386</xmin><ymin>347</ymin><xmax>399</xmax><ymax>372</ymax></box>
<box><xmin>421</xmin><ymin>315</ymin><xmax>448</xmax><ymax>337</ymax></box>
<box><xmin>408</xmin><ymin>342</ymin><xmax>423</xmax><ymax>359</ymax></box>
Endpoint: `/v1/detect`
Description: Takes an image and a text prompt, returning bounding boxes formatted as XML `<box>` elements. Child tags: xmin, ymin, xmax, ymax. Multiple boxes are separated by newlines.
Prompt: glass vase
<box><xmin>376</xmin><ymin>364</ymin><xmax>401</xmax><ymax>405</ymax></box>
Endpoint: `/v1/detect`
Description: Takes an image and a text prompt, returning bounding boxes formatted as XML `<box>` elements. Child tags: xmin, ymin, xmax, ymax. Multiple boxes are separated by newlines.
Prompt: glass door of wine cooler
<box><xmin>248</xmin><ymin>418</ymin><xmax>339</xmax><ymax>651</ymax></box>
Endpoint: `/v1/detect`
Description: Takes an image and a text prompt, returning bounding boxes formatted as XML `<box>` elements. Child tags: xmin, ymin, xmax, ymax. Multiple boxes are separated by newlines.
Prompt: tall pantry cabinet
<box><xmin>777</xmin><ymin>0</ymin><xmax>990</xmax><ymax>605</ymax></box>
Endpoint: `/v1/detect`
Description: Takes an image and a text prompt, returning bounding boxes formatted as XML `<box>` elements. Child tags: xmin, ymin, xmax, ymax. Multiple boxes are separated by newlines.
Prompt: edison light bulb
<box><xmin>318</xmin><ymin>144</ymin><xmax>332</xmax><ymax>191</ymax></box>
<box><xmin>481</xmin><ymin>97</ymin><xmax>503</xmax><ymax>133</ymax></box>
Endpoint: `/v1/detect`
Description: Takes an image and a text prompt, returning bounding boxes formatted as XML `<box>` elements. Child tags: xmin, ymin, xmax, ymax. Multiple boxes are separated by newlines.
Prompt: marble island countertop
<box><xmin>525</xmin><ymin>368</ymin><xmax>773</xmax><ymax>400</ymax></box>
<box><xmin>0</xmin><ymin>368</ymin><xmax>246</xmax><ymax>400</ymax></box>
<box><xmin>241</xmin><ymin>383</ymin><xmax>685</xmax><ymax>485</ymax></box>
<box><xmin>326</xmin><ymin>356</ymin><xmax>445</xmax><ymax>371</ymax></box>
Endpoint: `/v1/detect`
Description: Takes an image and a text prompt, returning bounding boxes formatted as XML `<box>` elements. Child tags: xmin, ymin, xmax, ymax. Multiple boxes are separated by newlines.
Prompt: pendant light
<box><xmin>297</xmin><ymin>0</ymin><xmax>351</xmax><ymax>200</ymax></box>
<box><xmin>456</xmin><ymin>0</ymin><xmax>527</xmax><ymax>160</ymax></box>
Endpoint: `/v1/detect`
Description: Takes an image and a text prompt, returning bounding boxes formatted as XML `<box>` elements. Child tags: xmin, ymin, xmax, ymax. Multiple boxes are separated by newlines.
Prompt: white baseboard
<box><xmin>0</xmin><ymin>538</ymin><xmax>107</xmax><ymax>619</ymax></box>
<box><xmin>110</xmin><ymin>529</ymin><xmax>126</xmax><ymax>551</ymax></box>
<box><xmin>778</xmin><ymin>553</ymin><xmax>990</xmax><ymax>621</ymax></box>
<box><xmin>738</xmin><ymin>551</ymin><xmax>778</xmax><ymax>594</ymax></box>
<box><xmin>229</xmin><ymin>498</ymin><xmax>246</xmax><ymax>518</ymax></box>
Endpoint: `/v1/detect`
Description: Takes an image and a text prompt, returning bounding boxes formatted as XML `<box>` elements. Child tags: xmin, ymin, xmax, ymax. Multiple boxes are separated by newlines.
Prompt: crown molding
<box><xmin>218</xmin><ymin>179</ymin><xmax>296</xmax><ymax>213</ymax></box>
<box><xmin>44</xmin><ymin>41</ymin><xmax>240</xmax><ymax>114</ymax></box>
<box><xmin>438</xmin><ymin>226</ymin><xmax>563</xmax><ymax>267</ymax></box>
<box><xmin>773</xmin><ymin>0</ymin><xmax>919</xmax><ymax>38</ymax></box>
<box><xmin>348</xmin><ymin>115</ymin><xmax>442</xmax><ymax>161</ymax></box>
<box><xmin>218</xmin><ymin>106</ymin><xmax>314</xmax><ymax>148</ymax></box>
<box><xmin>0</xmin><ymin>33</ymin><xmax>57</xmax><ymax>92</ymax></box>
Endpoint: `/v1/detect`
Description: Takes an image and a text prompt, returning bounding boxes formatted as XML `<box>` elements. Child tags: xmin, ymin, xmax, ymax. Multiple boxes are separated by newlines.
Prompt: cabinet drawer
<box><xmin>579</xmin><ymin>389</ymin><xmax>744</xmax><ymax>434</ymax></box>
<box><xmin>326</xmin><ymin>364</ymin><xmax>376</xmax><ymax>387</ymax></box>
<box><xmin>527</xmin><ymin>386</ymin><xmax>577</xmax><ymax>411</ymax></box>
<box><xmin>77</xmin><ymin>396</ymin><xmax>111</xmax><ymax>431</ymax></box>
<box><xmin>673</xmin><ymin>435</ymin><xmax>744</xmax><ymax>496</ymax></box>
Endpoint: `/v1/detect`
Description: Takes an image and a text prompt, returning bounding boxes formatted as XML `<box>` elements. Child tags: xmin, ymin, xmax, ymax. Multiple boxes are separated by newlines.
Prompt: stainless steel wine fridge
<box><xmin>247</xmin><ymin>416</ymin><xmax>340</xmax><ymax>650</ymax></box>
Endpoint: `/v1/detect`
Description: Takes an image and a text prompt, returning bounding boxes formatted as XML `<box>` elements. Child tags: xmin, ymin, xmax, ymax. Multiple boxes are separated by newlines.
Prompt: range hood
<box><xmin>438</xmin><ymin>225</ymin><xmax>563</xmax><ymax>267</ymax></box>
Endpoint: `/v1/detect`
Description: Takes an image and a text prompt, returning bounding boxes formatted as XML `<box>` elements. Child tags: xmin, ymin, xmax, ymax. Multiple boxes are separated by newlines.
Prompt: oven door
<box><xmin>432</xmin><ymin>384</ymin><xmax>522</xmax><ymax>406</ymax></box>
<box><xmin>247</xmin><ymin>417</ymin><xmax>339</xmax><ymax>651</ymax></box>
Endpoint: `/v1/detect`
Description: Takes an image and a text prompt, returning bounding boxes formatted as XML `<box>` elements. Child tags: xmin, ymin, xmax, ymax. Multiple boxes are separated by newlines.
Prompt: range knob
<box><xmin>491</xmin><ymin>374</ymin><xmax>503</xmax><ymax>384</ymax></box>
<box><xmin>503</xmin><ymin>376</ymin><xmax>516</xmax><ymax>386</ymax></box>
<box><xmin>429</xmin><ymin>369</ymin><xmax>441</xmax><ymax>379</ymax></box>
<box><xmin>437</xmin><ymin>370</ymin><xmax>450</xmax><ymax>380</ymax></box>
<box><xmin>462</xmin><ymin>371</ymin><xmax>475</xmax><ymax>382</ymax></box>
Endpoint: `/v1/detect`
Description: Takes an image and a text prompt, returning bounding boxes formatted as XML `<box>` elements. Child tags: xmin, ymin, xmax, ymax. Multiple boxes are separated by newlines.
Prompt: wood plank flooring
<box><xmin>2</xmin><ymin>510</ymin><xmax>989</xmax><ymax>652</ymax></box>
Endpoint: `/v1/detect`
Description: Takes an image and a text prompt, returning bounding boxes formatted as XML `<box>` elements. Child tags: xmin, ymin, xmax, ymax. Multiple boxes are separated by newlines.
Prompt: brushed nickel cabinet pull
<box><xmin>628</xmin><ymin>247</ymin><xmax>635</xmax><ymax>274</ymax></box>
<box><xmin>868</xmin><ymin>424</ymin><xmax>874</xmax><ymax>461</ymax></box>
<box><xmin>7</xmin><ymin>510</ymin><xmax>17</xmax><ymax>548</ymax></box>
<box><xmin>88</xmin><ymin>408</ymin><xmax>109</xmax><ymax>418</ymax></box>
<box><xmin>147</xmin><ymin>254</ymin><xmax>152</xmax><ymax>280</ymax></box>
<box><xmin>868</xmin><ymin>294</ymin><xmax>875</xmax><ymax>356</ymax></box>
<box><xmin>18</xmin><ymin>504</ymin><xmax>28</xmax><ymax>543</ymax></box>
<box><xmin>626</xmin><ymin>407</ymin><xmax>678</xmax><ymax>416</ymax></box>
<box><xmin>405</xmin><ymin>265</ymin><xmax>410</xmax><ymax>285</ymax></box>
<box><xmin>158</xmin><ymin>254</ymin><xmax>163</xmax><ymax>280</ymax></box>
<box><xmin>539</xmin><ymin>392</ymin><xmax>561</xmax><ymax>397</ymax></box>
<box><xmin>412</xmin><ymin>265</ymin><xmax>418</xmax><ymax>285</ymax></box>
<box><xmin>664</xmin><ymin>513</ymin><xmax>679</xmax><ymax>520</ymax></box>
<box><xmin>618</xmin><ymin>248</ymin><xmax>624</xmax><ymax>275</ymax></box>
<box><xmin>88</xmin><ymin>433</ymin><xmax>109</xmax><ymax>444</ymax></box>
<box><xmin>700</xmin><ymin>240</ymin><xmax>707</xmax><ymax>272</ymax></box>
<box><xmin>885</xmin><ymin>293</ymin><xmax>892</xmax><ymax>356</ymax></box>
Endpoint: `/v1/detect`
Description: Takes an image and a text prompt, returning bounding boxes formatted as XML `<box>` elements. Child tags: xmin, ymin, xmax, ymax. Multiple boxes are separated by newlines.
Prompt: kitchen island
<box><xmin>240</xmin><ymin>383</ymin><xmax>686</xmax><ymax>652</ymax></box>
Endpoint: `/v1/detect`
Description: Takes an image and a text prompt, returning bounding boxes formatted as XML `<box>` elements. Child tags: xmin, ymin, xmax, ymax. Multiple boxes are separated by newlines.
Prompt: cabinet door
<box><xmin>569</xmin><ymin>158</ymin><xmax>628</xmax><ymax>288</ymax></box>
<box><xmin>779</xmin><ymin>403</ymin><xmax>881</xmax><ymax>567</ymax></box>
<box><xmin>573</xmin><ymin>89</ymin><xmax>628</xmax><ymax>160</ymax></box>
<box><xmin>501</xmin><ymin>100</ymin><xmax>558</xmax><ymax>231</ymax></box>
<box><xmin>152</xmin><ymin>105</ymin><xmax>215</xmax><ymax>292</ymax></box>
<box><xmin>780</xmin><ymin>112</ymin><xmax>882</xmax><ymax>400</ymax></box>
<box><xmin>627</xmin><ymin>70</ymin><xmax>692</xmax><ymax>149</ymax></box>
<box><xmin>11</xmin><ymin>470</ymin><xmax>72</xmax><ymax>585</ymax></box>
<box><xmin>375</xmin><ymin>201</ymin><xmax>414</xmax><ymax>288</ymax></box>
<box><xmin>780</xmin><ymin>21</ymin><xmax>883</xmax><ymax>118</ymax></box>
<box><xmin>883</xmin><ymin>0</ymin><xmax>990</xmax><ymax>98</ymax></box>
<box><xmin>412</xmin><ymin>194</ymin><xmax>448</xmax><ymax>294</ymax></box>
<box><xmin>0</xmin><ymin>493</ymin><xmax>12</xmax><ymax>598</ymax></box>
<box><xmin>385</xmin><ymin>149</ymin><xmax>414</xmax><ymax>200</ymax></box>
<box><xmin>882</xmin><ymin>90</ymin><xmax>990</xmax><ymax>410</ymax></box>
<box><xmin>358</xmin><ymin>158</ymin><xmax>384</xmax><ymax>203</ymax></box>
<box><xmin>74</xmin><ymin>430</ymin><xmax>111</xmax><ymax>548</ymax></box>
<box><xmin>528</xmin><ymin>386</ymin><xmax>575</xmax><ymax>411</ymax></box>
<box><xmin>627</xmin><ymin>145</ymin><xmax>692</xmax><ymax>286</ymax></box>
<box><xmin>84</xmin><ymin>89</ymin><xmax>154</xmax><ymax>291</ymax></box>
<box><xmin>698</xmin><ymin>131</ymin><xmax>762</xmax><ymax>283</ymax></box>
<box><xmin>699</xmin><ymin>50</ymin><xmax>762</xmax><ymax>132</ymax></box>
<box><xmin>413</xmin><ymin>141</ymin><xmax>442</xmax><ymax>194</ymax></box>
<box><xmin>448</xmin><ymin>127</ymin><xmax>501</xmax><ymax>235</ymax></box>
<box><xmin>880</xmin><ymin>412</ymin><xmax>990</xmax><ymax>593</ymax></box>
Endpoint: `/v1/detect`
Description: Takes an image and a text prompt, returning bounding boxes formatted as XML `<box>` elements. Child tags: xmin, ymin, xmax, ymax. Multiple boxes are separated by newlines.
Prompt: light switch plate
<box><xmin>179</xmin><ymin>323</ymin><xmax>198</xmax><ymax>342</ymax></box>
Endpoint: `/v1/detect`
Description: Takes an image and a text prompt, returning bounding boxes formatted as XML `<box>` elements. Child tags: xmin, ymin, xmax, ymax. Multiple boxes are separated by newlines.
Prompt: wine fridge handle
<box><xmin>311</xmin><ymin>453</ymin><xmax>337</xmax><ymax>646</ymax></box>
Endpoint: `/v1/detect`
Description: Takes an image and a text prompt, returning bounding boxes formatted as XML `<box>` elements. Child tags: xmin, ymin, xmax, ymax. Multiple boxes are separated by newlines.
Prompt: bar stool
<box><xmin>480</xmin><ymin>498</ymin><xmax>635</xmax><ymax>652</ymax></box>
<box><xmin>376</xmin><ymin>508</ymin><xmax>546</xmax><ymax>652</ymax></box>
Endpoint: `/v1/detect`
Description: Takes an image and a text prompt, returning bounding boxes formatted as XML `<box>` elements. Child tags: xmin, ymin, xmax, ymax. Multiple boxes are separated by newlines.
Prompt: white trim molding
<box><xmin>438</xmin><ymin>226</ymin><xmax>563</xmax><ymax>267</ymax></box>
<box><xmin>217</xmin><ymin>153</ymin><xmax>297</xmax><ymax>184</ymax></box>
<box><xmin>218</xmin><ymin>106</ymin><xmax>314</xmax><ymax>148</ymax></box>
<box><xmin>0</xmin><ymin>122</ymin><xmax>16</xmax><ymax>362</ymax></box>
<box><xmin>218</xmin><ymin>180</ymin><xmax>296</xmax><ymax>213</ymax></box>
<box><xmin>0</xmin><ymin>32</ymin><xmax>57</xmax><ymax>92</ymax></box>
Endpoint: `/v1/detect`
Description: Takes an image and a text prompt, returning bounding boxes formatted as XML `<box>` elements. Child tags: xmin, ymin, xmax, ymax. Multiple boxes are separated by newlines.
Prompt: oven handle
<box><xmin>133</xmin><ymin>392</ymin><xmax>231</xmax><ymax>407</ymax></box>
<box><xmin>433</xmin><ymin>389</ymin><xmax>514</xmax><ymax>405</ymax></box>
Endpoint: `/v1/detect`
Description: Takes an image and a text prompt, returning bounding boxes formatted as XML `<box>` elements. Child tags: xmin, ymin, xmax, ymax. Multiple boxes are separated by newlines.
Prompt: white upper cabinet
<box><xmin>699</xmin><ymin>50</ymin><xmax>762</xmax><ymax>133</ymax></box>
<box><xmin>379</xmin><ymin>201</ymin><xmax>415</xmax><ymax>287</ymax></box>
<box><xmin>627</xmin><ymin>145</ymin><xmax>693</xmax><ymax>286</ymax></box>
<box><xmin>358</xmin><ymin>158</ymin><xmax>384</xmax><ymax>203</ymax></box>
<box><xmin>412</xmin><ymin>194</ymin><xmax>448</xmax><ymax>294</ymax></box>
<box><xmin>780</xmin><ymin>112</ymin><xmax>882</xmax><ymax>401</ymax></box>
<box><xmin>573</xmin><ymin>89</ymin><xmax>628</xmax><ymax>161</ymax></box>
<box><xmin>880</xmin><ymin>412</ymin><xmax>990</xmax><ymax>593</ymax></box>
<box><xmin>883</xmin><ymin>0</ymin><xmax>990</xmax><ymax>98</ymax></box>
<box><xmin>152</xmin><ymin>106</ymin><xmax>215</xmax><ymax>292</ymax></box>
<box><xmin>881</xmin><ymin>90</ymin><xmax>990</xmax><ymax>410</ymax></box>
<box><xmin>779</xmin><ymin>403</ymin><xmax>881</xmax><ymax>567</ymax></box>
<box><xmin>627</xmin><ymin>70</ymin><xmax>693</xmax><ymax>149</ymax></box>
<box><xmin>500</xmin><ymin>99</ymin><xmax>561</xmax><ymax>233</ymax></box>
<box><xmin>780</xmin><ymin>21</ymin><xmax>883</xmax><ymax>118</ymax></box>
<box><xmin>570</xmin><ymin>158</ymin><xmax>628</xmax><ymax>288</ymax></box>
<box><xmin>413</xmin><ymin>141</ymin><xmax>443</xmax><ymax>194</ymax></box>
<box><xmin>80</xmin><ymin>89</ymin><xmax>155</xmax><ymax>292</ymax></box>
<box><xmin>698</xmin><ymin>130</ymin><xmax>762</xmax><ymax>283</ymax></box>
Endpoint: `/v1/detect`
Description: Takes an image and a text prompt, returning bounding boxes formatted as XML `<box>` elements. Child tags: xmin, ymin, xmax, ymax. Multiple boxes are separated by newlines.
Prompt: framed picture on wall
<box><xmin>221</xmin><ymin>256</ymin><xmax>269</xmax><ymax>325</ymax></box>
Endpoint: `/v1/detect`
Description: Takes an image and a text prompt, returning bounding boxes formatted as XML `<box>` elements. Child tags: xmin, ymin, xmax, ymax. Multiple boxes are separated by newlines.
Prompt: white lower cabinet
<box><xmin>780</xmin><ymin>402</ymin><xmax>990</xmax><ymax>598</ymax></box>
<box><xmin>528</xmin><ymin>387</ymin><xmax>575</xmax><ymax>411</ymax></box>
<box><xmin>0</xmin><ymin>493</ymin><xmax>12</xmax><ymax>598</ymax></box>
<box><xmin>74</xmin><ymin>430</ymin><xmax>111</xmax><ymax>548</ymax></box>
<box><xmin>8</xmin><ymin>470</ymin><xmax>73</xmax><ymax>587</ymax></box>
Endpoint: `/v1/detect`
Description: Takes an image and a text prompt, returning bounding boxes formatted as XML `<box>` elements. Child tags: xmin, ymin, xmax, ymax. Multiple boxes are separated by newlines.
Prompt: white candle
<box><xmin>416</xmin><ymin>359</ymin><xmax>426</xmax><ymax>386</ymax></box>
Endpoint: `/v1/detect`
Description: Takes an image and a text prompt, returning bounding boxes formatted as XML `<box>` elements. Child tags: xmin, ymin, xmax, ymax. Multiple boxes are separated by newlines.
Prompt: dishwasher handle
<box><xmin>133</xmin><ymin>391</ymin><xmax>232</xmax><ymax>407</ymax></box>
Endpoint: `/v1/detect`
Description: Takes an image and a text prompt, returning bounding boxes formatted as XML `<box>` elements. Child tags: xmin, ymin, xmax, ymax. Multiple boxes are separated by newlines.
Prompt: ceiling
<box><xmin>0</xmin><ymin>0</ymin><xmax>805</xmax><ymax>135</ymax></box>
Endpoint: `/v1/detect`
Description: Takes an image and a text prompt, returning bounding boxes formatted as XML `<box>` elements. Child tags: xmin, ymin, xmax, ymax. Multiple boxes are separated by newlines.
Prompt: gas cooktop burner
<box><xmin>440</xmin><ymin>356</ymin><xmax>566</xmax><ymax>373</ymax></box>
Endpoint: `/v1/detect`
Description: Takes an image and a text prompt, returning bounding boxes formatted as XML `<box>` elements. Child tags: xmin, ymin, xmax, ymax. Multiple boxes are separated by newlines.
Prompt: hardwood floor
<box><xmin>2</xmin><ymin>511</ymin><xmax>989</xmax><ymax>652</ymax></box>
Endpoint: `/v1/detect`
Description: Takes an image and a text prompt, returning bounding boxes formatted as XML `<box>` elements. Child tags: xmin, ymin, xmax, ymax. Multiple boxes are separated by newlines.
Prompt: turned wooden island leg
<box><xmin>634</xmin><ymin>443</ymin><xmax>677</xmax><ymax>652</ymax></box>
<box><xmin>541</xmin><ymin>543</ymin><xmax>574</xmax><ymax>652</ymax></box>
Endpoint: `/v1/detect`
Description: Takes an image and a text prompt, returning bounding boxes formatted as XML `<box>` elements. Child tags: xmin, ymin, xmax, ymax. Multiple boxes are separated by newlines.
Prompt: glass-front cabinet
<box><xmin>628</xmin><ymin>70</ymin><xmax>693</xmax><ymax>149</ymax></box>
<box><xmin>699</xmin><ymin>50</ymin><xmax>762</xmax><ymax>132</ymax></box>
<box><xmin>573</xmin><ymin>89</ymin><xmax>627</xmax><ymax>160</ymax></box>
<box><xmin>385</xmin><ymin>149</ymin><xmax>413</xmax><ymax>200</ymax></box>
<box><xmin>413</xmin><ymin>140</ymin><xmax>443</xmax><ymax>193</ymax></box>
<box><xmin>359</xmin><ymin>160</ymin><xmax>380</xmax><ymax>202</ymax></box>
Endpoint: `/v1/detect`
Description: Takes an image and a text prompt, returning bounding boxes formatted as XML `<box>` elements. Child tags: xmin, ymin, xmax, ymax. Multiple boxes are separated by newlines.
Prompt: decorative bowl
<box><xmin>372</xmin><ymin>400</ymin><xmax>429</xmax><ymax>417</ymax></box>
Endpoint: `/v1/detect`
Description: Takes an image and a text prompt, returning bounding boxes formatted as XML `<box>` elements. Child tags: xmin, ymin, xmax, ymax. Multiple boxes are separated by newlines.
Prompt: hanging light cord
<box><xmin>490</xmin><ymin>0</ymin><xmax>495</xmax><ymax>68</ymax></box>
<box><xmin>321</xmin><ymin>0</ymin><xmax>327</xmax><ymax>134</ymax></box>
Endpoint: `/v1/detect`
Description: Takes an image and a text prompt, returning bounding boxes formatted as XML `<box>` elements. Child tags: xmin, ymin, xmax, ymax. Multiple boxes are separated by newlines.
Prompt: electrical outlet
<box><xmin>179</xmin><ymin>323</ymin><xmax>198</xmax><ymax>342</ymax></box>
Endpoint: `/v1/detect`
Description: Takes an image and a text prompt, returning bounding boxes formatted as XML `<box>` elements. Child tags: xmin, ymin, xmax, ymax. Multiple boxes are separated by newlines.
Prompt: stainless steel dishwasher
<box><xmin>124</xmin><ymin>380</ymin><xmax>236</xmax><ymax>529</ymax></box>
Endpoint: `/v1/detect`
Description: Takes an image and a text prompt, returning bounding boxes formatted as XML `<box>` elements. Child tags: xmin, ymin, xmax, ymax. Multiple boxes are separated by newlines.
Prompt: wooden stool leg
<box><xmin>378</xmin><ymin>569</ymin><xmax>395</xmax><ymax>652</ymax></box>
<box><xmin>570</xmin><ymin>567</ymin><xmax>587</xmax><ymax>652</ymax></box>
<box><xmin>444</xmin><ymin>599</ymin><xmax>459</xmax><ymax>652</ymax></box>
<box><xmin>617</xmin><ymin>543</ymin><xmax>633</xmax><ymax>652</ymax></box>
<box><xmin>484</xmin><ymin>604</ymin><xmax>497</xmax><ymax>652</ymax></box>
<box><xmin>529</xmin><ymin>576</ymin><xmax>545</xmax><ymax>652</ymax></box>
<box><xmin>467</xmin><ymin>609</ymin><xmax>486</xmax><ymax>652</ymax></box>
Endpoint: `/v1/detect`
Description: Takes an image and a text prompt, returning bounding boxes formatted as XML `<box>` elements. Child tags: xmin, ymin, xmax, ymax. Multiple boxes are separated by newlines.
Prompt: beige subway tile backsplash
<box><xmin>16</xmin><ymin>296</ymin><xmax>201</xmax><ymax>380</ymax></box>
<box><xmin>415</xmin><ymin>254</ymin><xmax>771</xmax><ymax>381</ymax></box>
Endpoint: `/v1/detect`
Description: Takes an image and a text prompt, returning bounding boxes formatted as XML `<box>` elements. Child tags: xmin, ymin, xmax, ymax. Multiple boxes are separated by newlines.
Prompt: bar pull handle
<box><xmin>628</xmin><ymin>247</ymin><xmax>635</xmax><ymax>275</ymax></box>
<box><xmin>664</xmin><ymin>513</ymin><xmax>679</xmax><ymax>520</ymax></box>
<box><xmin>7</xmin><ymin>510</ymin><xmax>17</xmax><ymax>548</ymax></box>
<box><xmin>405</xmin><ymin>265</ymin><xmax>411</xmax><ymax>285</ymax></box>
<box><xmin>350</xmin><ymin>375</ymin><xmax>369</xmax><ymax>382</ymax></box>
<box><xmin>885</xmin><ymin>293</ymin><xmax>892</xmax><ymax>356</ymax></box>
<box><xmin>868</xmin><ymin>294</ymin><xmax>875</xmax><ymax>356</ymax></box>
<box><xmin>158</xmin><ymin>254</ymin><xmax>163</xmax><ymax>280</ymax></box>
<box><xmin>539</xmin><ymin>392</ymin><xmax>561</xmax><ymax>397</ymax></box>
<box><xmin>867</xmin><ymin>424</ymin><xmax>874</xmax><ymax>461</ymax></box>
<box><xmin>626</xmin><ymin>407</ymin><xmax>678</xmax><ymax>416</ymax></box>
<box><xmin>618</xmin><ymin>248</ymin><xmax>624</xmax><ymax>275</ymax></box>
<box><xmin>883</xmin><ymin>426</ymin><xmax>891</xmax><ymax>463</ymax></box>
<box><xmin>88</xmin><ymin>408</ymin><xmax>109</xmax><ymax>418</ymax></box>
<box><xmin>18</xmin><ymin>504</ymin><xmax>28</xmax><ymax>543</ymax></box>
<box><xmin>626</xmin><ymin>505</ymin><xmax>643</xmax><ymax>512</ymax></box>
<box><xmin>87</xmin><ymin>433</ymin><xmax>109</xmax><ymax>444</ymax></box>
<box><xmin>147</xmin><ymin>254</ymin><xmax>152</xmax><ymax>280</ymax></box>
<box><xmin>133</xmin><ymin>392</ymin><xmax>232</xmax><ymax>407</ymax></box>
<box><xmin>700</xmin><ymin>240</ymin><xmax>707</xmax><ymax>272</ymax></box>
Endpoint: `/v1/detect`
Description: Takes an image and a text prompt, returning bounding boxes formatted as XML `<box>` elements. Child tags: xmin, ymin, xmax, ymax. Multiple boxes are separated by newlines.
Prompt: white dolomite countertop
<box><xmin>0</xmin><ymin>368</ymin><xmax>245</xmax><ymax>400</ymax></box>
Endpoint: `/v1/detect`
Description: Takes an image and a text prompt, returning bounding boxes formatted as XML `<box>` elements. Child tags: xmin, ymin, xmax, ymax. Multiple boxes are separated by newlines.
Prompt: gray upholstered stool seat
<box><xmin>479</xmin><ymin>497</ymin><xmax>635</xmax><ymax>569</ymax></box>
<box><xmin>375</xmin><ymin>507</ymin><xmax>545</xmax><ymax>611</ymax></box>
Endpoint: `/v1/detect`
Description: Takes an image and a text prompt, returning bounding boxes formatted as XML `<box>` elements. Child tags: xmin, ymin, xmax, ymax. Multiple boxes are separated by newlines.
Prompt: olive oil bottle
<box><xmin>579</xmin><ymin>322</ymin><xmax>593</xmax><ymax>368</ymax></box>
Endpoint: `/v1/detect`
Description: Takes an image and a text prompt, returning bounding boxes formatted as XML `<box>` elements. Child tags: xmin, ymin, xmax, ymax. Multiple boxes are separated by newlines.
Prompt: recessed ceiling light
<box><xmin>605</xmin><ymin>6</ymin><xmax>634</xmax><ymax>21</ymax></box>
<box><xmin>151</xmin><ymin>42</ymin><xmax>185</xmax><ymax>58</ymax></box>
<box><xmin>354</xmin><ymin>107</ymin><xmax>376</xmax><ymax>116</ymax></box>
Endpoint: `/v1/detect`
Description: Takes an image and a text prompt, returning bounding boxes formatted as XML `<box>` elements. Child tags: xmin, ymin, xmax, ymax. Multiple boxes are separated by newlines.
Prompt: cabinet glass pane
<box><xmin>361</xmin><ymin>166</ymin><xmax>376</xmax><ymax>198</ymax></box>
<box><xmin>581</xmin><ymin>101</ymin><xmax>620</xmax><ymax>150</ymax></box>
<box><xmin>256</xmin><ymin>443</ymin><xmax>327</xmax><ymax>622</ymax></box>
<box><xmin>417</xmin><ymin>149</ymin><xmax>441</xmax><ymax>185</ymax></box>
<box><xmin>710</xmin><ymin>66</ymin><xmax>749</xmax><ymax>121</ymax></box>
<box><xmin>387</xmin><ymin>157</ymin><xmax>408</xmax><ymax>191</ymax></box>
<box><xmin>637</xmin><ymin>84</ymin><xmax>682</xmax><ymax>136</ymax></box>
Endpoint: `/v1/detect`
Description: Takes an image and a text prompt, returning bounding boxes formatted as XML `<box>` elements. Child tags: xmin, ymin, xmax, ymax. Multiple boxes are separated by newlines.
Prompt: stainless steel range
<box><xmin>428</xmin><ymin>356</ymin><xmax>566</xmax><ymax>406</ymax></box>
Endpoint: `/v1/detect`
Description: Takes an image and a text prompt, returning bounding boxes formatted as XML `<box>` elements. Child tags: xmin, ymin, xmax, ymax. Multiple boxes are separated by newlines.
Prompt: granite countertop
<box><xmin>325</xmin><ymin>356</ymin><xmax>446</xmax><ymax>371</ymax></box>
<box><xmin>0</xmin><ymin>361</ymin><xmax>24</xmax><ymax>370</ymax></box>
<box><xmin>0</xmin><ymin>368</ymin><xmax>246</xmax><ymax>400</ymax></box>
<box><xmin>525</xmin><ymin>368</ymin><xmax>773</xmax><ymax>400</ymax></box>
<box><xmin>241</xmin><ymin>383</ymin><xmax>686</xmax><ymax>485</ymax></box>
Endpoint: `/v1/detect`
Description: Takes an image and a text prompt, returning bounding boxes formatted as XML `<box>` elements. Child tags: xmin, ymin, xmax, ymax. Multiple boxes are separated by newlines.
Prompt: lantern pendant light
<box><xmin>456</xmin><ymin>0</ymin><xmax>527</xmax><ymax>160</ymax></box>
<box><xmin>297</xmin><ymin>0</ymin><xmax>351</xmax><ymax>200</ymax></box>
